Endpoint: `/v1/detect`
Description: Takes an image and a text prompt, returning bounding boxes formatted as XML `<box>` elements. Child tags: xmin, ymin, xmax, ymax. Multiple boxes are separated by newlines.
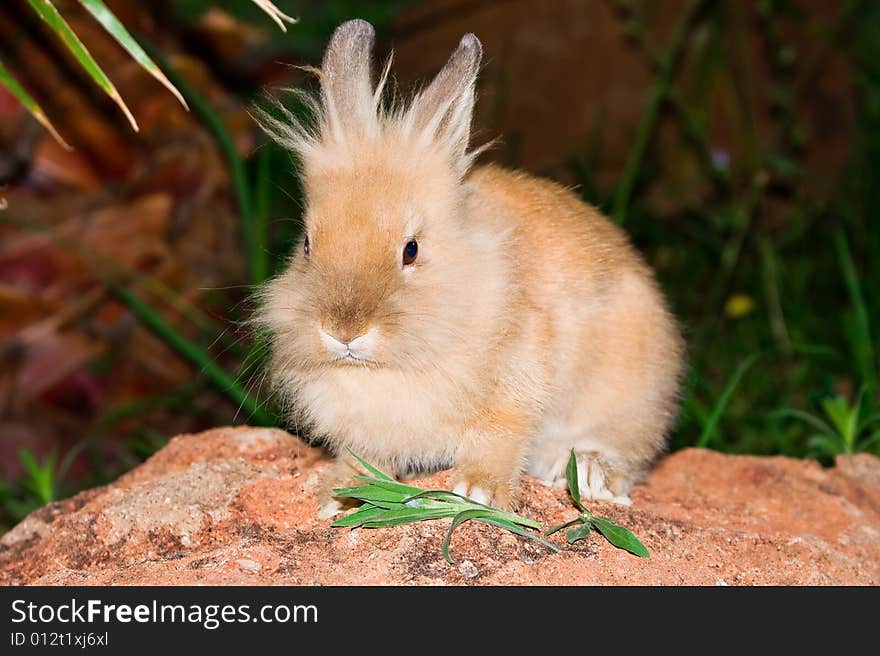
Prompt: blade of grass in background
<box><xmin>0</xmin><ymin>210</ymin><xmax>272</xmax><ymax>425</ymax></box>
<box><xmin>834</xmin><ymin>229</ymin><xmax>877</xmax><ymax>395</ymax></box>
<box><xmin>111</xmin><ymin>284</ymin><xmax>275</xmax><ymax>427</ymax></box>
<box><xmin>0</xmin><ymin>58</ymin><xmax>70</xmax><ymax>150</ymax></box>
<box><xmin>611</xmin><ymin>0</ymin><xmax>708</xmax><ymax>224</ymax></box>
<box><xmin>251</xmin><ymin>0</ymin><xmax>298</xmax><ymax>31</ymax></box>
<box><xmin>77</xmin><ymin>0</ymin><xmax>189</xmax><ymax>110</ymax></box>
<box><xmin>18</xmin><ymin>448</ymin><xmax>57</xmax><ymax>506</ymax></box>
<box><xmin>139</xmin><ymin>40</ymin><xmax>264</xmax><ymax>284</ymax></box>
<box><xmin>27</xmin><ymin>0</ymin><xmax>139</xmax><ymax>131</ymax></box>
<box><xmin>253</xmin><ymin>146</ymin><xmax>273</xmax><ymax>282</ymax></box>
<box><xmin>697</xmin><ymin>353</ymin><xmax>761</xmax><ymax>448</ymax></box>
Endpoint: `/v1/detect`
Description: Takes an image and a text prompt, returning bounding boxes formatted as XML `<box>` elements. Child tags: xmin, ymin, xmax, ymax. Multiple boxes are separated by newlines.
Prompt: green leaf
<box><xmin>565</xmin><ymin>449</ymin><xmax>585</xmax><ymax>510</ymax></box>
<box><xmin>0</xmin><ymin>58</ymin><xmax>70</xmax><ymax>149</ymax></box>
<box><xmin>591</xmin><ymin>517</ymin><xmax>650</xmax><ymax>557</ymax></box>
<box><xmin>821</xmin><ymin>396</ymin><xmax>855</xmax><ymax>444</ymax></box>
<box><xmin>441</xmin><ymin>509</ymin><xmax>496</xmax><ymax>563</ymax></box>
<box><xmin>403</xmin><ymin>489</ymin><xmax>491</xmax><ymax>508</ymax></box>
<box><xmin>18</xmin><ymin>448</ymin><xmax>57</xmax><ymax>505</ymax></box>
<box><xmin>345</xmin><ymin>448</ymin><xmax>394</xmax><ymax>482</ymax></box>
<box><xmin>77</xmin><ymin>0</ymin><xmax>188</xmax><ymax>109</ymax></box>
<box><xmin>361</xmin><ymin>507</ymin><xmax>461</xmax><ymax>528</ymax></box>
<box><xmin>856</xmin><ymin>431</ymin><xmax>880</xmax><ymax>452</ymax></box>
<box><xmin>807</xmin><ymin>433</ymin><xmax>844</xmax><ymax>457</ymax></box>
<box><xmin>331</xmin><ymin>485</ymin><xmax>409</xmax><ymax>505</ymax></box>
<box><xmin>545</xmin><ymin>518</ymin><xmax>583</xmax><ymax>536</ymax></box>
<box><xmin>566</xmin><ymin>523</ymin><xmax>593</xmax><ymax>544</ymax></box>
<box><xmin>483</xmin><ymin>510</ymin><xmax>541</xmax><ymax>531</ymax></box>
<box><xmin>697</xmin><ymin>353</ymin><xmax>761</xmax><ymax>448</ymax></box>
<box><xmin>476</xmin><ymin>517</ymin><xmax>560</xmax><ymax>554</ymax></box>
<box><xmin>858</xmin><ymin>411</ymin><xmax>880</xmax><ymax>433</ymax></box>
<box><xmin>772</xmin><ymin>408</ymin><xmax>835</xmax><ymax>437</ymax></box>
<box><xmin>834</xmin><ymin>230</ymin><xmax>876</xmax><ymax>395</ymax></box>
<box><xmin>27</xmin><ymin>0</ymin><xmax>138</xmax><ymax>131</ymax></box>
<box><xmin>352</xmin><ymin>475</ymin><xmax>423</xmax><ymax>496</ymax></box>
<box><xmin>330</xmin><ymin>505</ymin><xmax>386</xmax><ymax>528</ymax></box>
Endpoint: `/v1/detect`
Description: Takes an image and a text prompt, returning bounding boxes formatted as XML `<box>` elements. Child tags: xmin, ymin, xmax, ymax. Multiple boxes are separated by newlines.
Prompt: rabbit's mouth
<box><xmin>320</xmin><ymin>328</ymin><xmax>380</xmax><ymax>366</ymax></box>
<box><xmin>333</xmin><ymin>352</ymin><xmax>379</xmax><ymax>367</ymax></box>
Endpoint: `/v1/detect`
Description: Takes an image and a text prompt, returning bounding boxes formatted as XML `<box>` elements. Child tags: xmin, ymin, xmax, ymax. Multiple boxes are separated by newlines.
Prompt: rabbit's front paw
<box><xmin>451</xmin><ymin>473</ymin><xmax>520</xmax><ymax>511</ymax></box>
<box><xmin>566</xmin><ymin>452</ymin><xmax>632</xmax><ymax>506</ymax></box>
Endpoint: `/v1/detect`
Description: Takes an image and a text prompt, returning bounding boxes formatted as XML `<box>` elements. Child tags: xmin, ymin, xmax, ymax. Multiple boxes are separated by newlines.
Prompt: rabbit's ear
<box><xmin>409</xmin><ymin>34</ymin><xmax>482</xmax><ymax>170</ymax></box>
<box><xmin>321</xmin><ymin>19</ymin><xmax>376</xmax><ymax>140</ymax></box>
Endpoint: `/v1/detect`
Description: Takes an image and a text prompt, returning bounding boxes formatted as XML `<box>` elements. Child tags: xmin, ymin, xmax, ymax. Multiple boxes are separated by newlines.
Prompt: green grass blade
<box><xmin>565</xmin><ymin>449</ymin><xmax>585</xmax><ymax>511</ymax></box>
<box><xmin>344</xmin><ymin>449</ymin><xmax>394</xmax><ymax>482</ymax></box>
<box><xmin>591</xmin><ymin>516</ymin><xmax>650</xmax><ymax>557</ymax></box>
<box><xmin>807</xmin><ymin>433</ymin><xmax>845</xmax><ymax>457</ymax></box>
<box><xmin>771</xmin><ymin>408</ymin><xmax>835</xmax><ymax>437</ymax></box>
<box><xmin>859</xmin><ymin>411</ymin><xmax>880</xmax><ymax>433</ymax></box>
<box><xmin>0</xmin><ymin>58</ymin><xmax>70</xmax><ymax>150</ymax></box>
<box><xmin>250</xmin><ymin>0</ymin><xmax>298</xmax><ymax>31</ymax></box>
<box><xmin>361</xmin><ymin>507</ymin><xmax>461</xmax><ymax>528</ymax></box>
<box><xmin>857</xmin><ymin>431</ymin><xmax>880</xmax><ymax>452</ymax></box>
<box><xmin>566</xmin><ymin>523</ymin><xmax>593</xmax><ymax>544</ymax></box>
<box><xmin>403</xmin><ymin>489</ymin><xmax>490</xmax><ymax>508</ymax></box>
<box><xmin>821</xmin><ymin>397</ymin><xmax>855</xmax><ymax>446</ymax></box>
<box><xmin>110</xmin><ymin>284</ymin><xmax>274</xmax><ymax>427</ymax></box>
<box><xmin>18</xmin><ymin>448</ymin><xmax>57</xmax><ymax>505</ymax></box>
<box><xmin>835</xmin><ymin>229</ymin><xmax>877</xmax><ymax>395</ymax></box>
<box><xmin>545</xmin><ymin>518</ymin><xmax>583</xmax><ymax>536</ymax></box>
<box><xmin>697</xmin><ymin>352</ymin><xmax>761</xmax><ymax>448</ymax></box>
<box><xmin>136</xmin><ymin>39</ymin><xmax>258</xmax><ymax>284</ymax></box>
<box><xmin>476</xmin><ymin>518</ymin><xmax>560</xmax><ymax>554</ymax></box>
<box><xmin>27</xmin><ymin>0</ymin><xmax>138</xmax><ymax>131</ymax></box>
<box><xmin>331</xmin><ymin>485</ymin><xmax>408</xmax><ymax>505</ymax></box>
<box><xmin>351</xmin><ymin>475</ymin><xmax>422</xmax><ymax>496</ymax></box>
<box><xmin>330</xmin><ymin>505</ymin><xmax>385</xmax><ymax>528</ymax></box>
<box><xmin>77</xmin><ymin>0</ymin><xmax>188</xmax><ymax>110</ymax></box>
<box><xmin>252</xmin><ymin>145</ymin><xmax>271</xmax><ymax>282</ymax></box>
<box><xmin>442</xmin><ymin>509</ymin><xmax>496</xmax><ymax>563</ymax></box>
<box><xmin>611</xmin><ymin>0</ymin><xmax>707</xmax><ymax>223</ymax></box>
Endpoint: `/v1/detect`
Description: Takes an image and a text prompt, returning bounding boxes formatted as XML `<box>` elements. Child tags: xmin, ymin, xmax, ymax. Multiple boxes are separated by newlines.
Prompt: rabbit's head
<box><xmin>259</xmin><ymin>20</ymin><xmax>496</xmax><ymax>377</ymax></box>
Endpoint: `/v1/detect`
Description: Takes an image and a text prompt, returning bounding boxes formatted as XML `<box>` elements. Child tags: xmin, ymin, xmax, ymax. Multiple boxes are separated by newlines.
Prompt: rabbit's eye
<box><xmin>403</xmin><ymin>240</ymin><xmax>418</xmax><ymax>266</ymax></box>
<box><xmin>304</xmin><ymin>236</ymin><xmax>310</xmax><ymax>256</ymax></box>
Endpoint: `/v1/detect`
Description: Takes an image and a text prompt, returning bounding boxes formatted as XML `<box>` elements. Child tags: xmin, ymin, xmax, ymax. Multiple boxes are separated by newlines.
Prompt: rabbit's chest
<box><xmin>298</xmin><ymin>368</ymin><xmax>465</xmax><ymax>455</ymax></box>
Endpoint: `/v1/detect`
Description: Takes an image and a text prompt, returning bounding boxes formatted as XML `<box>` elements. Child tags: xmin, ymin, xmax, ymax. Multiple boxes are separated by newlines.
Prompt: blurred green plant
<box><xmin>577</xmin><ymin>0</ymin><xmax>880</xmax><ymax>458</ymax></box>
<box><xmin>17</xmin><ymin>447</ymin><xmax>57</xmax><ymax>506</ymax></box>
<box><xmin>0</xmin><ymin>0</ymin><xmax>296</xmax><ymax>147</ymax></box>
<box><xmin>775</xmin><ymin>391</ymin><xmax>880</xmax><ymax>458</ymax></box>
<box><xmin>0</xmin><ymin>449</ymin><xmax>58</xmax><ymax>532</ymax></box>
<box><xmin>772</xmin><ymin>228</ymin><xmax>879</xmax><ymax>458</ymax></box>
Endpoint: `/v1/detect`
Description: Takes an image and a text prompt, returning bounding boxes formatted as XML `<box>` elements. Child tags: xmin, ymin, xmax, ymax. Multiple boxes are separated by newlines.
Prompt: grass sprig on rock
<box><xmin>331</xmin><ymin>450</ymin><xmax>558</xmax><ymax>564</ymax></box>
<box><xmin>546</xmin><ymin>450</ymin><xmax>650</xmax><ymax>558</ymax></box>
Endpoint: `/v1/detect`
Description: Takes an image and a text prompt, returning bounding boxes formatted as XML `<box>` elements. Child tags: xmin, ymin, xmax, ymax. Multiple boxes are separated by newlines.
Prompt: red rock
<box><xmin>1</xmin><ymin>427</ymin><xmax>877</xmax><ymax>585</ymax></box>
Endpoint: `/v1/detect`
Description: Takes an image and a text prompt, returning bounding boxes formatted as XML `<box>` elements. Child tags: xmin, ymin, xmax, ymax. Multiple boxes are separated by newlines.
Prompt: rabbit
<box><xmin>256</xmin><ymin>19</ymin><xmax>685</xmax><ymax>517</ymax></box>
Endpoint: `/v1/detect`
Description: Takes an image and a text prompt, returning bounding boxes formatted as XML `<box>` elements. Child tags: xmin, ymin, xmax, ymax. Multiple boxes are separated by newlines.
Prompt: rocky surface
<box><xmin>1</xmin><ymin>427</ymin><xmax>878</xmax><ymax>585</ymax></box>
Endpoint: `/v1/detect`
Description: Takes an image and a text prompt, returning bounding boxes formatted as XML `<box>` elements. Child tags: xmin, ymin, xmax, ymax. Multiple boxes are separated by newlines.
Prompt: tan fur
<box><xmin>257</xmin><ymin>21</ymin><xmax>685</xmax><ymax>511</ymax></box>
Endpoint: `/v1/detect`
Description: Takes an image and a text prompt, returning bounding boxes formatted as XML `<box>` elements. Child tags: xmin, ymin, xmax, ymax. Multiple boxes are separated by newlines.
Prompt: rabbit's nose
<box><xmin>329</xmin><ymin>329</ymin><xmax>362</xmax><ymax>346</ymax></box>
<box><xmin>322</xmin><ymin>327</ymin><xmax>366</xmax><ymax>347</ymax></box>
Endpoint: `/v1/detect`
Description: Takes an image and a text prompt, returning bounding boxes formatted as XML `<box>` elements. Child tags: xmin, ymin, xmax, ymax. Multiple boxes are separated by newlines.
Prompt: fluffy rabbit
<box><xmin>257</xmin><ymin>19</ymin><xmax>685</xmax><ymax>516</ymax></box>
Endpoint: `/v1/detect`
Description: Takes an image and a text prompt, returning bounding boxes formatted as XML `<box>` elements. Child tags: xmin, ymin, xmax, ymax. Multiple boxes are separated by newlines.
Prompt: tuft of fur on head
<box><xmin>254</xmin><ymin>19</ymin><xmax>484</xmax><ymax>178</ymax></box>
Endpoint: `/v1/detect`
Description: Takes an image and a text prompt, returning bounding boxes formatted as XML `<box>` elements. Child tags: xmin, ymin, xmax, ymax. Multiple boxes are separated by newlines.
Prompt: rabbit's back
<box><xmin>466</xmin><ymin>164</ymin><xmax>685</xmax><ymax>497</ymax></box>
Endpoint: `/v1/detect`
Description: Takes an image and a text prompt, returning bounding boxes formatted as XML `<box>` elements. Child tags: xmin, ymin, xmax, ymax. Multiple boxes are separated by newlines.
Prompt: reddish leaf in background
<box><xmin>0</xmin><ymin>85</ymin><xmax>23</xmax><ymax>117</ymax></box>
